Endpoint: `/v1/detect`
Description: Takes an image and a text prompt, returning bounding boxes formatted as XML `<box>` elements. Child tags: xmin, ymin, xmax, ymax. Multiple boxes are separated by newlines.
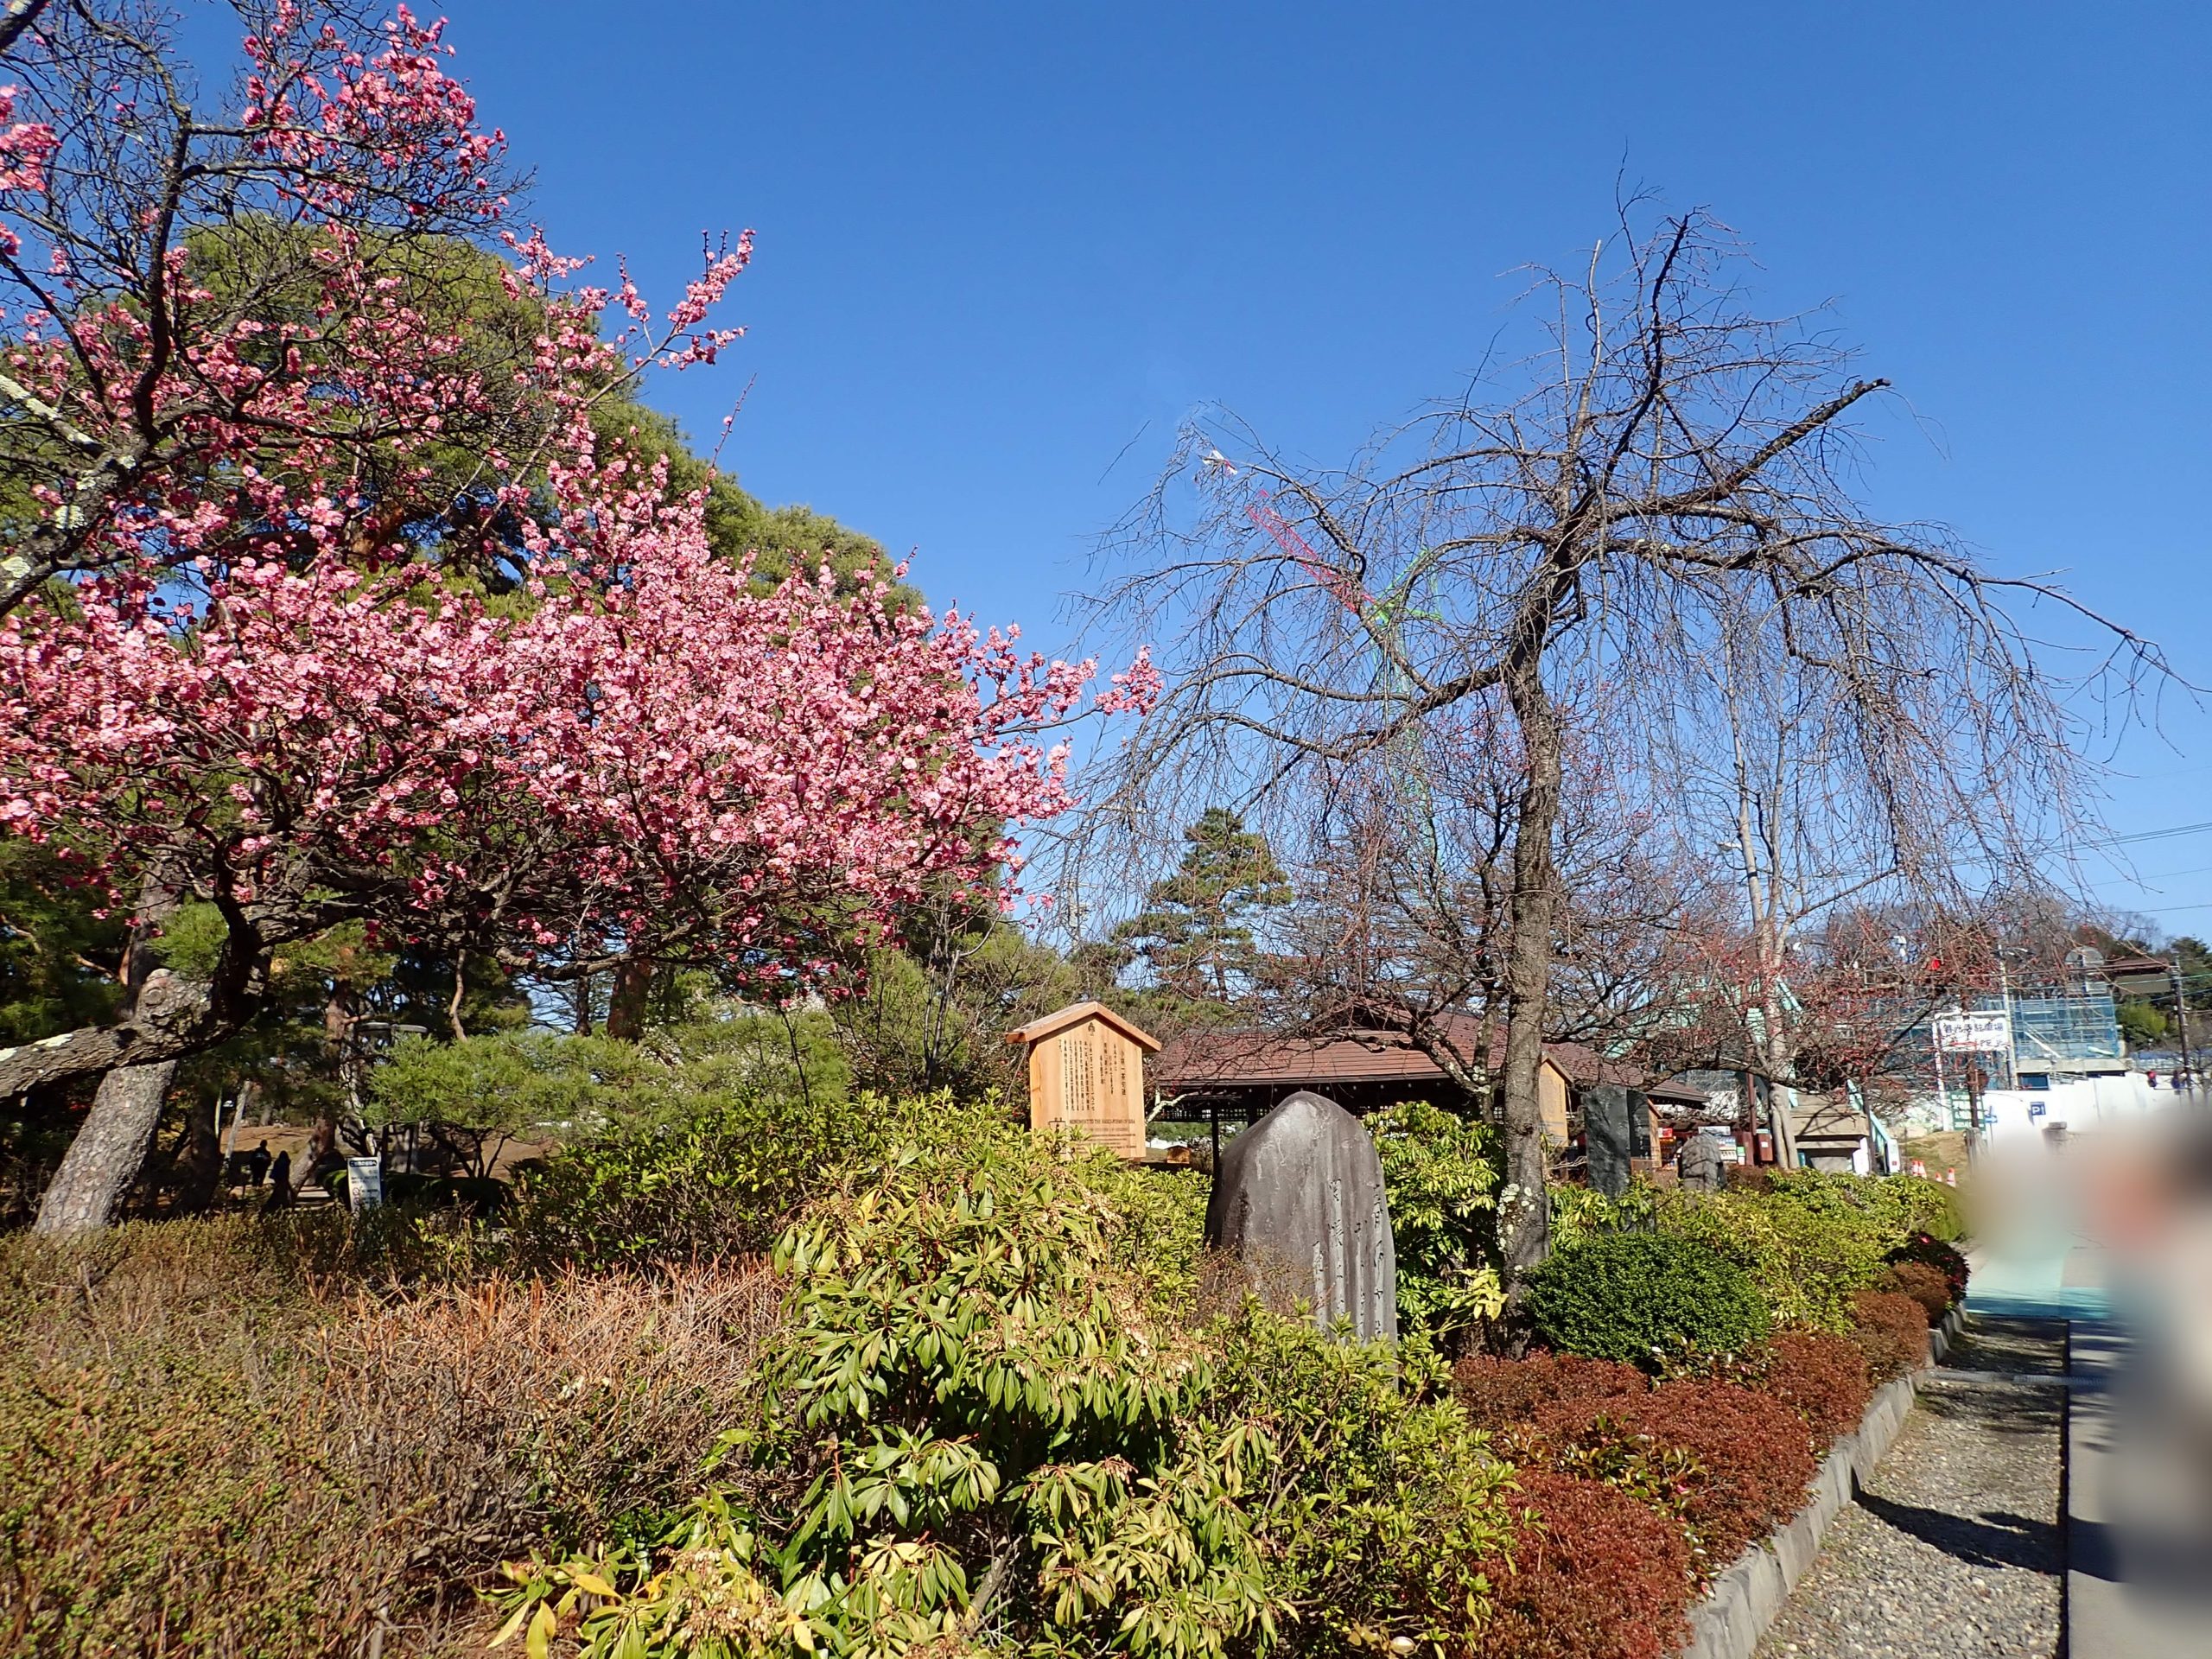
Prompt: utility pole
<box><xmin>1996</xmin><ymin>948</ymin><xmax>2022</xmax><ymax>1090</ymax></box>
<box><xmin>2173</xmin><ymin>961</ymin><xmax>2196</xmax><ymax>1091</ymax></box>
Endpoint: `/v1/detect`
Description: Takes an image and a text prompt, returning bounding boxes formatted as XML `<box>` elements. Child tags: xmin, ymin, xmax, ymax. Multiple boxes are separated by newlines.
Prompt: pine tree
<box><xmin>1112</xmin><ymin>809</ymin><xmax>1291</xmax><ymax>1004</ymax></box>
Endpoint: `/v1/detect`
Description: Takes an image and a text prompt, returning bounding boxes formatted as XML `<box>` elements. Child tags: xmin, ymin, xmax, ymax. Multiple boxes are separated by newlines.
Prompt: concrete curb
<box><xmin>1680</xmin><ymin>1304</ymin><xmax>1965</xmax><ymax>1659</ymax></box>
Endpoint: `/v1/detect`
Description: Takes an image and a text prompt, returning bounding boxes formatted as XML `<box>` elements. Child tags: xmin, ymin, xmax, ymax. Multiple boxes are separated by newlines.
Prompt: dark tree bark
<box><xmin>603</xmin><ymin>955</ymin><xmax>653</xmax><ymax>1042</ymax></box>
<box><xmin>0</xmin><ymin>0</ymin><xmax>52</xmax><ymax>60</ymax></box>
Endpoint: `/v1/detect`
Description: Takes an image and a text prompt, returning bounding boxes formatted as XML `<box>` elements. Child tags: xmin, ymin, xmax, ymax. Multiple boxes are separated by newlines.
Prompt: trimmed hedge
<box><xmin>1847</xmin><ymin>1287</ymin><xmax>1931</xmax><ymax>1382</ymax></box>
<box><xmin>1470</xmin><ymin>1469</ymin><xmax>1694</xmax><ymax>1659</ymax></box>
<box><xmin>1525</xmin><ymin>1232</ymin><xmax>1769</xmax><ymax>1367</ymax></box>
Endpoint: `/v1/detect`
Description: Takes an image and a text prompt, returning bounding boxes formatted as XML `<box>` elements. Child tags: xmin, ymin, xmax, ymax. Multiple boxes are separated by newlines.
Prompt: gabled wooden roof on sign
<box><xmin>1003</xmin><ymin>1000</ymin><xmax>1163</xmax><ymax>1054</ymax></box>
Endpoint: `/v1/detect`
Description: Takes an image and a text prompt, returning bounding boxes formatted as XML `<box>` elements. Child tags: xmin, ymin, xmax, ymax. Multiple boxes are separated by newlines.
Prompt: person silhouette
<box><xmin>264</xmin><ymin>1149</ymin><xmax>292</xmax><ymax>1210</ymax></box>
<box><xmin>246</xmin><ymin>1141</ymin><xmax>271</xmax><ymax>1188</ymax></box>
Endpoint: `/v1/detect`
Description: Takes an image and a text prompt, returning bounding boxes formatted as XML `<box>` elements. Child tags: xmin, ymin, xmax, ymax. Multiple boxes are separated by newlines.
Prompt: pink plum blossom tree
<box><xmin>0</xmin><ymin>3</ymin><xmax>1157</xmax><ymax>1229</ymax></box>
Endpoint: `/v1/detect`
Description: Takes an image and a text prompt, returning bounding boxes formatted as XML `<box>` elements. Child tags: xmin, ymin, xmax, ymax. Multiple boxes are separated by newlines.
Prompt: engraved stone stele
<box><xmin>1204</xmin><ymin>1090</ymin><xmax>1398</xmax><ymax>1342</ymax></box>
<box><xmin>1004</xmin><ymin>1001</ymin><xmax>1161</xmax><ymax>1160</ymax></box>
<box><xmin>1584</xmin><ymin>1083</ymin><xmax>1633</xmax><ymax>1198</ymax></box>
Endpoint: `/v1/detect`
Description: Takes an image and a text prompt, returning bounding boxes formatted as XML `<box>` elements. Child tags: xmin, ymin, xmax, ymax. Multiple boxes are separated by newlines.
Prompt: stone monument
<box><xmin>1204</xmin><ymin>1090</ymin><xmax>1398</xmax><ymax>1341</ymax></box>
<box><xmin>1005</xmin><ymin>1001</ymin><xmax>1160</xmax><ymax>1160</ymax></box>
<box><xmin>1675</xmin><ymin>1127</ymin><xmax>1726</xmax><ymax>1192</ymax></box>
<box><xmin>1584</xmin><ymin>1083</ymin><xmax>1633</xmax><ymax>1198</ymax></box>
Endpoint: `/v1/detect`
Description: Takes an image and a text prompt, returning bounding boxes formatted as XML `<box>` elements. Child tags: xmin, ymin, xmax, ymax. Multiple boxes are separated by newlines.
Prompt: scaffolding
<box><xmin>1896</xmin><ymin>986</ymin><xmax>2123</xmax><ymax>1131</ymax></box>
<box><xmin>1999</xmin><ymin>988</ymin><xmax>2124</xmax><ymax>1070</ymax></box>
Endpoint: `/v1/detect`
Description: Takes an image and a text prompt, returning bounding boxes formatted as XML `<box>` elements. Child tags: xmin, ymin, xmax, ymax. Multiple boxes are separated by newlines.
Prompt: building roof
<box><xmin>1151</xmin><ymin>1013</ymin><xmax>1643</xmax><ymax>1095</ymax></box>
<box><xmin>1002</xmin><ymin>1000</ymin><xmax>1163</xmax><ymax>1053</ymax></box>
<box><xmin>1786</xmin><ymin>1092</ymin><xmax>1868</xmax><ymax>1144</ymax></box>
<box><xmin>2100</xmin><ymin>952</ymin><xmax>2172</xmax><ymax>995</ymax></box>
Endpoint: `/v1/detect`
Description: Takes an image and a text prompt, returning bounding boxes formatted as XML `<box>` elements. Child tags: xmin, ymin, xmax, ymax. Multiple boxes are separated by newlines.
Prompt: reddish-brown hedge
<box><xmin>1468</xmin><ymin>1470</ymin><xmax>1694</xmax><ymax>1659</ymax></box>
<box><xmin>1554</xmin><ymin>1379</ymin><xmax>1819</xmax><ymax>1570</ymax></box>
<box><xmin>1451</xmin><ymin>1351</ymin><xmax>1649</xmax><ymax>1433</ymax></box>
<box><xmin>1879</xmin><ymin>1260</ymin><xmax>1953</xmax><ymax>1323</ymax></box>
<box><xmin>1889</xmin><ymin>1231</ymin><xmax>1969</xmax><ymax>1303</ymax></box>
<box><xmin>1847</xmin><ymin>1287</ymin><xmax>1931</xmax><ymax>1382</ymax></box>
<box><xmin>1760</xmin><ymin>1330</ymin><xmax>1873</xmax><ymax>1443</ymax></box>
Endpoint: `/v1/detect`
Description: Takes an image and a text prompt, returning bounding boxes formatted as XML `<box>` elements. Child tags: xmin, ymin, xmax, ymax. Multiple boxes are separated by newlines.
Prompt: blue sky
<box><xmin>448</xmin><ymin>1</ymin><xmax>2209</xmax><ymax>931</ymax></box>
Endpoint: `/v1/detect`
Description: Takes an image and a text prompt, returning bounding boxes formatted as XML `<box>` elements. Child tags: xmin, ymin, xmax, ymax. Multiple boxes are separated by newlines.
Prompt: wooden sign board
<box><xmin>1004</xmin><ymin>1001</ymin><xmax>1161</xmax><ymax>1159</ymax></box>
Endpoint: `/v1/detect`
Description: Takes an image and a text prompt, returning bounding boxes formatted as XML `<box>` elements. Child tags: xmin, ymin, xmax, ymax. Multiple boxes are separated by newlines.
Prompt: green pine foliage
<box><xmin>1111</xmin><ymin>808</ymin><xmax>1293</xmax><ymax>1007</ymax></box>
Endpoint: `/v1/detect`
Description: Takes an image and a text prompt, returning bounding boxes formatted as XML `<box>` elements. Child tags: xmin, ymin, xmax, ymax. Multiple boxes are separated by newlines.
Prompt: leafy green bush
<box><xmin>1548</xmin><ymin>1177</ymin><xmax>1658</xmax><ymax>1255</ymax></box>
<box><xmin>1763</xmin><ymin>1170</ymin><xmax>1962</xmax><ymax>1245</ymax></box>
<box><xmin>1526</xmin><ymin>1233</ymin><xmax>1768</xmax><ymax>1367</ymax></box>
<box><xmin>1656</xmin><ymin>1171</ymin><xmax>1963</xmax><ymax>1332</ymax></box>
<box><xmin>1191</xmin><ymin>1307</ymin><xmax>1517</xmax><ymax>1652</ymax></box>
<box><xmin>505</xmin><ymin>1089</ymin><xmax>990</xmax><ymax>1268</ymax></box>
<box><xmin>502</xmin><ymin>1129</ymin><xmax>1515</xmax><ymax>1657</ymax></box>
<box><xmin>1370</xmin><ymin>1100</ymin><xmax>1505</xmax><ymax>1345</ymax></box>
<box><xmin>501</xmin><ymin>1132</ymin><xmax>1274</xmax><ymax>1656</ymax></box>
<box><xmin>1656</xmin><ymin>1190</ymin><xmax>1887</xmax><ymax>1332</ymax></box>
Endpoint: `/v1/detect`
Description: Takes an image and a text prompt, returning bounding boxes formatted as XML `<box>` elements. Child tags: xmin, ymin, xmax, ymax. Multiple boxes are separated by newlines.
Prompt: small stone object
<box><xmin>1204</xmin><ymin>1090</ymin><xmax>1398</xmax><ymax>1341</ymax></box>
<box><xmin>1677</xmin><ymin>1129</ymin><xmax>1726</xmax><ymax>1192</ymax></box>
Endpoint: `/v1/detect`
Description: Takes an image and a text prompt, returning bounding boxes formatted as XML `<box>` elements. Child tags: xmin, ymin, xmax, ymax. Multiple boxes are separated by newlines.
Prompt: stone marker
<box><xmin>1205</xmin><ymin>1090</ymin><xmax>1398</xmax><ymax>1341</ymax></box>
<box><xmin>1676</xmin><ymin>1128</ymin><xmax>1726</xmax><ymax>1192</ymax></box>
<box><xmin>1584</xmin><ymin>1083</ymin><xmax>1633</xmax><ymax>1197</ymax></box>
<box><xmin>1004</xmin><ymin>1001</ymin><xmax>1161</xmax><ymax>1160</ymax></box>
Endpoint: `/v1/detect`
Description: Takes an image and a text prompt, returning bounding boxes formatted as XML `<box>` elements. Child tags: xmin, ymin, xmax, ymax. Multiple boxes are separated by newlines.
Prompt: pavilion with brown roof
<box><xmin>1150</xmin><ymin>1014</ymin><xmax>1705</xmax><ymax>1172</ymax></box>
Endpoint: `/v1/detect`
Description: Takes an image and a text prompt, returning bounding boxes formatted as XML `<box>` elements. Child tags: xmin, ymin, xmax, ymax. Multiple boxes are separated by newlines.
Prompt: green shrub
<box><xmin>1192</xmin><ymin>1306</ymin><xmax>1517</xmax><ymax>1652</ymax></box>
<box><xmin>1370</xmin><ymin>1100</ymin><xmax>1506</xmax><ymax>1346</ymax></box>
<box><xmin>1526</xmin><ymin>1233</ymin><xmax>1768</xmax><ymax>1367</ymax></box>
<box><xmin>1548</xmin><ymin>1177</ymin><xmax>1658</xmax><ymax>1255</ymax></box>
<box><xmin>505</xmin><ymin>1089</ymin><xmax>1002</xmax><ymax>1268</ymax></box>
<box><xmin>502</xmin><ymin>1133</ymin><xmax>1277</xmax><ymax>1656</ymax></box>
<box><xmin>501</xmin><ymin>1131</ymin><xmax>1516</xmax><ymax>1658</ymax></box>
<box><xmin>1656</xmin><ymin>1189</ymin><xmax>1890</xmax><ymax>1331</ymax></box>
<box><xmin>1761</xmin><ymin>1169</ymin><xmax>1963</xmax><ymax>1245</ymax></box>
<box><xmin>1654</xmin><ymin>1171</ymin><xmax>1965</xmax><ymax>1333</ymax></box>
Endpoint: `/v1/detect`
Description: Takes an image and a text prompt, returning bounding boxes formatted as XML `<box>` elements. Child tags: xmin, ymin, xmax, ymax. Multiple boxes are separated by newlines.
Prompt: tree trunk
<box><xmin>1495</xmin><ymin>662</ymin><xmax>1563</xmax><ymax>1294</ymax></box>
<box><xmin>32</xmin><ymin>865</ymin><xmax>201</xmax><ymax>1234</ymax></box>
<box><xmin>603</xmin><ymin>955</ymin><xmax>652</xmax><ymax>1042</ymax></box>
<box><xmin>33</xmin><ymin>1058</ymin><xmax>179</xmax><ymax>1231</ymax></box>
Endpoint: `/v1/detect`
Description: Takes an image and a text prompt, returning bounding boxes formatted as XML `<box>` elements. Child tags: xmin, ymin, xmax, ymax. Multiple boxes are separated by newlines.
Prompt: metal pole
<box><xmin>1966</xmin><ymin>1052</ymin><xmax>1984</xmax><ymax>1158</ymax></box>
<box><xmin>1933</xmin><ymin>1023</ymin><xmax>1949</xmax><ymax>1130</ymax></box>
<box><xmin>1998</xmin><ymin>952</ymin><xmax>2018</xmax><ymax>1090</ymax></box>
<box><xmin>2173</xmin><ymin>963</ymin><xmax>2196</xmax><ymax>1092</ymax></box>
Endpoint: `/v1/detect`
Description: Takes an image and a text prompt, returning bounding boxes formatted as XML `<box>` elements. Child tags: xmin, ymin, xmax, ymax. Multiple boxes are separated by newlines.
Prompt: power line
<box><xmin>2095</xmin><ymin>820</ymin><xmax>2212</xmax><ymax>848</ymax></box>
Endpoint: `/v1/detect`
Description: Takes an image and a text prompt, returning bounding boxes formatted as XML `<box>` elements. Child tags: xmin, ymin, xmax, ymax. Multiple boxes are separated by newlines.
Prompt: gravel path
<box><xmin>1756</xmin><ymin>1316</ymin><xmax>2067</xmax><ymax>1659</ymax></box>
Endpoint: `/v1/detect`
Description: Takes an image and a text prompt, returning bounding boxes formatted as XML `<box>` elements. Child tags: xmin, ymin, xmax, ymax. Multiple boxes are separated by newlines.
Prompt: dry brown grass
<box><xmin>323</xmin><ymin>1265</ymin><xmax>784</xmax><ymax>1579</ymax></box>
<box><xmin>0</xmin><ymin>1216</ymin><xmax>783</xmax><ymax>1659</ymax></box>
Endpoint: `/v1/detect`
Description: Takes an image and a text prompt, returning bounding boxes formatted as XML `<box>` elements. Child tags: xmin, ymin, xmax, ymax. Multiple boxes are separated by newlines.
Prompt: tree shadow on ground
<box><xmin>1913</xmin><ymin>1379</ymin><xmax>2063</xmax><ymax>1441</ymax></box>
<box><xmin>1854</xmin><ymin>1493</ymin><xmax>2062</xmax><ymax>1575</ymax></box>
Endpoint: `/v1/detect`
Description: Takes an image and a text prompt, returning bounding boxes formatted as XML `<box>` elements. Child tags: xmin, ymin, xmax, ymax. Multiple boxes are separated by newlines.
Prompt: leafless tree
<box><xmin>1266</xmin><ymin>712</ymin><xmax>1709</xmax><ymax>1101</ymax></box>
<box><xmin>1070</xmin><ymin>207</ymin><xmax>2171</xmax><ymax>1292</ymax></box>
